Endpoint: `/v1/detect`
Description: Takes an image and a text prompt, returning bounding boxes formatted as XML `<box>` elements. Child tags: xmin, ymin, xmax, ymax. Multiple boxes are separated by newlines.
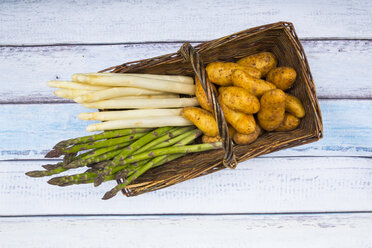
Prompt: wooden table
<box><xmin>1</xmin><ymin>1</ymin><xmax>371</xmax><ymax>247</ymax></box>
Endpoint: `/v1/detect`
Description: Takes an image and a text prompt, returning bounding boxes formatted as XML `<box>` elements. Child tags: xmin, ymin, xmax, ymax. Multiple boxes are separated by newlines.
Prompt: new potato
<box><xmin>285</xmin><ymin>94</ymin><xmax>305</xmax><ymax>118</ymax></box>
<box><xmin>266</xmin><ymin>67</ymin><xmax>297</xmax><ymax>90</ymax></box>
<box><xmin>257</xmin><ymin>89</ymin><xmax>286</xmax><ymax>131</ymax></box>
<box><xmin>202</xmin><ymin>135</ymin><xmax>221</xmax><ymax>143</ymax></box>
<box><xmin>182</xmin><ymin>107</ymin><xmax>219</xmax><ymax>137</ymax></box>
<box><xmin>219</xmin><ymin>86</ymin><xmax>260</xmax><ymax>114</ymax></box>
<box><xmin>232</xmin><ymin>69</ymin><xmax>276</xmax><ymax>97</ymax></box>
<box><xmin>195</xmin><ymin>76</ymin><xmax>218</xmax><ymax>112</ymax></box>
<box><xmin>233</xmin><ymin>124</ymin><xmax>262</xmax><ymax>145</ymax></box>
<box><xmin>206</xmin><ymin>61</ymin><xmax>262</xmax><ymax>86</ymax></box>
<box><xmin>237</xmin><ymin>52</ymin><xmax>277</xmax><ymax>77</ymax></box>
<box><xmin>275</xmin><ymin>113</ymin><xmax>300</xmax><ymax>131</ymax></box>
<box><xmin>219</xmin><ymin>96</ymin><xmax>256</xmax><ymax>134</ymax></box>
<box><xmin>201</xmin><ymin>124</ymin><xmax>236</xmax><ymax>144</ymax></box>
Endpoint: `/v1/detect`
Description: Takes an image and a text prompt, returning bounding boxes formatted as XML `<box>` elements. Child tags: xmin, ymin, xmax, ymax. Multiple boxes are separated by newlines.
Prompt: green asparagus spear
<box><xmin>134</xmin><ymin>126</ymin><xmax>193</xmax><ymax>154</ymax></box>
<box><xmin>102</xmin><ymin>153</ymin><xmax>184</xmax><ymax>200</ymax></box>
<box><xmin>52</xmin><ymin>128</ymin><xmax>150</xmax><ymax>149</ymax></box>
<box><xmin>62</xmin><ymin>132</ymin><xmax>146</xmax><ymax>153</ymax></box>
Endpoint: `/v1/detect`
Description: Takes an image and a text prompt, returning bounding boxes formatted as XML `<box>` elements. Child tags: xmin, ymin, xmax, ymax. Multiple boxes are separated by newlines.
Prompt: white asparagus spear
<box><xmin>108</xmin><ymin>94</ymin><xmax>179</xmax><ymax>101</ymax></box>
<box><xmin>75</xmin><ymin>94</ymin><xmax>178</xmax><ymax>103</ymax></box>
<box><xmin>82</xmin><ymin>97</ymin><xmax>199</xmax><ymax>109</ymax></box>
<box><xmin>54</xmin><ymin>89</ymin><xmax>93</xmax><ymax>99</ymax></box>
<box><xmin>81</xmin><ymin>73</ymin><xmax>194</xmax><ymax>84</ymax></box>
<box><xmin>74</xmin><ymin>87</ymin><xmax>169</xmax><ymax>103</ymax></box>
<box><xmin>72</xmin><ymin>74</ymin><xmax>195</xmax><ymax>95</ymax></box>
<box><xmin>47</xmin><ymin>81</ymin><xmax>109</xmax><ymax>91</ymax></box>
<box><xmin>86</xmin><ymin>116</ymin><xmax>193</xmax><ymax>132</ymax></box>
<box><xmin>78</xmin><ymin>108</ymin><xmax>183</xmax><ymax>121</ymax></box>
<box><xmin>75</xmin><ymin>94</ymin><xmax>177</xmax><ymax>103</ymax></box>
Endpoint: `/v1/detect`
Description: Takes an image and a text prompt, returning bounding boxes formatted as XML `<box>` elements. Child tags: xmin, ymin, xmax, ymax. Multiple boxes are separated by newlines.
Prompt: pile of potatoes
<box><xmin>182</xmin><ymin>52</ymin><xmax>305</xmax><ymax>145</ymax></box>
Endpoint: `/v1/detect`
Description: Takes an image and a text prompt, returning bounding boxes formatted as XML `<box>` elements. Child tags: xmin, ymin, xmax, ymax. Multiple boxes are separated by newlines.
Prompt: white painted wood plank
<box><xmin>1</xmin><ymin>157</ymin><xmax>372</xmax><ymax>215</ymax></box>
<box><xmin>0</xmin><ymin>40</ymin><xmax>371</xmax><ymax>103</ymax></box>
<box><xmin>1</xmin><ymin>99</ymin><xmax>370</xmax><ymax>160</ymax></box>
<box><xmin>1</xmin><ymin>214</ymin><xmax>372</xmax><ymax>248</ymax></box>
<box><xmin>0</xmin><ymin>0</ymin><xmax>371</xmax><ymax>45</ymax></box>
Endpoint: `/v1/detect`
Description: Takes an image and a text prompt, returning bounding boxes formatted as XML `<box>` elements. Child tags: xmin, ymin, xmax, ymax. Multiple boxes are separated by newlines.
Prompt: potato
<box><xmin>202</xmin><ymin>135</ymin><xmax>221</xmax><ymax>143</ymax></box>
<box><xmin>206</xmin><ymin>62</ymin><xmax>262</xmax><ymax>86</ymax></box>
<box><xmin>232</xmin><ymin>69</ymin><xmax>276</xmax><ymax>97</ymax></box>
<box><xmin>195</xmin><ymin>76</ymin><xmax>218</xmax><ymax>112</ymax></box>
<box><xmin>285</xmin><ymin>94</ymin><xmax>305</xmax><ymax>118</ymax></box>
<box><xmin>237</xmin><ymin>52</ymin><xmax>277</xmax><ymax>77</ymax></box>
<box><xmin>201</xmin><ymin>125</ymin><xmax>235</xmax><ymax>143</ymax></box>
<box><xmin>266</xmin><ymin>67</ymin><xmax>297</xmax><ymax>90</ymax></box>
<box><xmin>257</xmin><ymin>89</ymin><xmax>286</xmax><ymax>131</ymax></box>
<box><xmin>220</xmin><ymin>86</ymin><xmax>260</xmax><ymax>114</ymax></box>
<box><xmin>218</xmin><ymin>96</ymin><xmax>256</xmax><ymax>134</ymax></box>
<box><xmin>233</xmin><ymin>124</ymin><xmax>262</xmax><ymax>145</ymax></box>
<box><xmin>275</xmin><ymin>113</ymin><xmax>300</xmax><ymax>131</ymax></box>
<box><xmin>182</xmin><ymin>107</ymin><xmax>219</xmax><ymax>136</ymax></box>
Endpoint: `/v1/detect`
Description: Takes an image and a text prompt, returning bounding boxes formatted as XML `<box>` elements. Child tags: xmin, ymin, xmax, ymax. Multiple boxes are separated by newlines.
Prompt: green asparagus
<box><xmin>52</xmin><ymin>128</ymin><xmax>150</xmax><ymax>150</ymax></box>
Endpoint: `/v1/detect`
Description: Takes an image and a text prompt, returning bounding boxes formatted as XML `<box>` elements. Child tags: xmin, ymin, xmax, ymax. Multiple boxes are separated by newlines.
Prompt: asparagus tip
<box><xmin>47</xmin><ymin>177</ymin><xmax>62</xmax><ymax>186</ymax></box>
<box><xmin>102</xmin><ymin>188</ymin><xmax>119</xmax><ymax>200</ymax></box>
<box><xmin>45</xmin><ymin>149</ymin><xmax>64</xmax><ymax>158</ymax></box>
<box><xmin>42</xmin><ymin>164</ymin><xmax>61</xmax><ymax>171</ymax></box>
<box><xmin>53</xmin><ymin>141</ymin><xmax>68</xmax><ymax>149</ymax></box>
<box><xmin>25</xmin><ymin>170</ymin><xmax>46</xmax><ymax>178</ymax></box>
<box><xmin>94</xmin><ymin>176</ymin><xmax>104</xmax><ymax>187</ymax></box>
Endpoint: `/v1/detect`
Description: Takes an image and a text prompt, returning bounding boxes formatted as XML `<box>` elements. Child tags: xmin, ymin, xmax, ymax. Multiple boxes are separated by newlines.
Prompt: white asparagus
<box><xmin>72</xmin><ymin>74</ymin><xmax>195</xmax><ymax>95</ymax></box>
<box><xmin>81</xmin><ymin>73</ymin><xmax>194</xmax><ymax>84</ymax></box>
<box><xmin>108</xmin><ymin>94</ymin><xmax>179</xmax><ymax>101</ymax></box>
<box><xmin>78</xmin><ymin>94</ymin><xmax>178</xmax><ymax>103</ymax></box>
<box><xmin>78</xmin><ymin>108</ymin><xmax>183</xmax><ymax>121</ymax></box>
<box><xmin>54</xmin><ymin>89</ymin><xmax>94</xmax><ymax>99</ymax></box>
<box><xmin>86</xmin><ymin>116</ymin><xmax>193</xmax><ymax>132</ymax></box>
<box><xmin>47</xmin><ymin>81</ymin><xmax>109</xmax><ymax>91</ymax></box>
<box><xmin>74</xmin><ymin>87</ymin><xmax>168</xmax><ymax>103</ymax></box>
<box><xmin>82</xmin><ymin>97</ymin><xmax>199</xmax><ymax>109</ymax></box>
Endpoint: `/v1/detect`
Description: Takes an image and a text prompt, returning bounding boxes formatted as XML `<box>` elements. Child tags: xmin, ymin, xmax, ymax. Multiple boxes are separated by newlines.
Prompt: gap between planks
<box><xmin>2</xmin><ymin>210</ymin><xmax>372</xmax><ymax>218</ymax></box>
<box><xmin>1</xmin><ymin>38</ymin><xmax>371</xmax><ymax>48</ymax></box>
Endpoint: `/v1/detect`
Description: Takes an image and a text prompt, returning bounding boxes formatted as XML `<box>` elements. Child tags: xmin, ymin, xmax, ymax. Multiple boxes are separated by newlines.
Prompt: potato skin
<box><xmin>239</xmin><ymin>65</ymin><xmax>262</xmax><ymax>79</ymax></box>
<box><xmin>218</xmin><ymin>96</ymin><xmax>256</xmax><ymax>134</ymax></box>
<box><xmin>266</xmin><ymin>67</ymin><xmax>297</xmax><ymax>90</ymax></box>
<box><xmin>206</xmin><ymin>62</ymin><xmax>262</xmax><ymax>86</ymax></box>
<box><xmin>202</xmin><ymin>125</ymin><xmax>235</xmax><ymax>143</ymax></box>
<box><xmin>233</xmin><ymin>124</ymin><xmax>262</xmax><ymax>145</ymax></box>
<box><xmin>195</xmin><ymin>76</ymin><xmax>218</xmax><ymax>112</ymax></box>
<box><xmin>275</xmin><ymin>113</ymin><xmax>300</xmax><ymax>131</ymax></box>
<box><xmin>285</xmin><ymin>94</ymin><xmax>305</xmax><ymax>118</ymax></box>
<box><xmin>257</xmin><ymin>89</ymin><xmax>286</xmax><ymax>131</ymax></box>
<box><xmin>232</xmin><ymin>69</ymin><xmax>276</xmax><ymax>97</ymax></box>
<box><xmin>182</xmin><ymin>107</ymin><xmax>219</xmax><ymax>136</ymax></box>
<box><xmin>202</xmin><ymin>135</ymin><xmax>221</xmax><ymax>143</ymax></box>
<box><xmin>220</xmin><ymin>86</ymin><xmax>260</xmax><ymax>114</ymax></box>
<box><xmin>237</xmin><ymin>52</ymin><xmax>277</xmax><ymax>77</ymax></box>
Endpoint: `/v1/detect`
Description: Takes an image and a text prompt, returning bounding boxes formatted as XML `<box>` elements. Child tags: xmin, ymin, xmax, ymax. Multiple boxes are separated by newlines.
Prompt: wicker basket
<box><xmin>101</xmin><ymin>21</ymin><xmax>323</xmax><ymax>197</ymax></box>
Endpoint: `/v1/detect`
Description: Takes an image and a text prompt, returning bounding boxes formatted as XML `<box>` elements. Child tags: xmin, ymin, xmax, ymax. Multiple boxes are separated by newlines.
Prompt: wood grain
<box><xmin>0</xmin><ymin>40</ymin><xmax>371</xmax><ymax>103</ymax></box>
<box><xmin>0</xmin><ymin>0</ymin><xmax>371</xmax><ymax>45</ymax></box>
<box><xmin>2</xmin><ymin>157</ymin><xmax>372</xmax><ymax>215</ymax></box>
<box><xmin>1</xmin><ymin>214</ymin><xmax>372</xmax><ymax>248</ymax></box>
<box><xmin>1</xmin><ymin>99</ymin><xmax>371</xmax><ymax>160</ymax></box>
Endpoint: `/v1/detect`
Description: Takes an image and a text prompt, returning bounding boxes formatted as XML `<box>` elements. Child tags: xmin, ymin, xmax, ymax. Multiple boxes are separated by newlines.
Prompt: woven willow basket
<box><xmin>101</xmin><ymin>22</ymin><xmax>323</xmax><ymax>197</ymax></box>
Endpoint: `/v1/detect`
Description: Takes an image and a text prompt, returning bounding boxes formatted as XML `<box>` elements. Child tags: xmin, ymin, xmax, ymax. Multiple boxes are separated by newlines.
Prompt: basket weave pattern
<box><xmin>101</xmin><ymin>22</ymin><xmax>323</xmax><ymax>197</ymax></box>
